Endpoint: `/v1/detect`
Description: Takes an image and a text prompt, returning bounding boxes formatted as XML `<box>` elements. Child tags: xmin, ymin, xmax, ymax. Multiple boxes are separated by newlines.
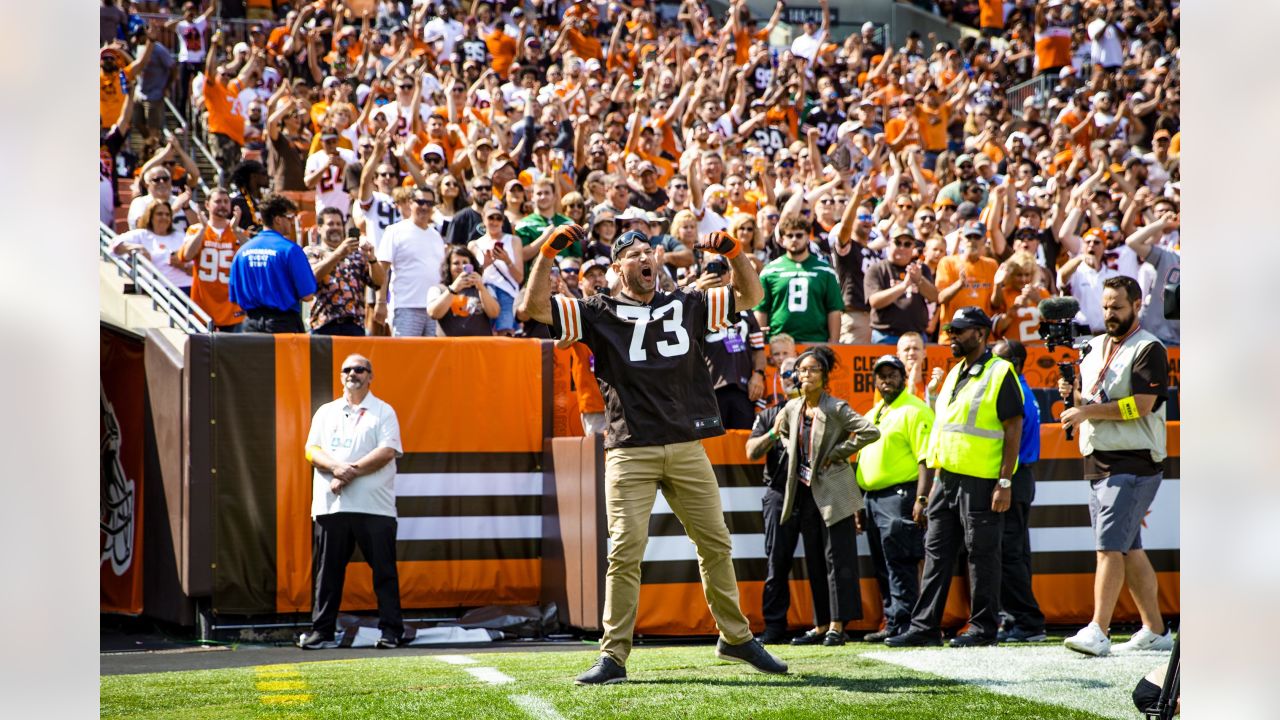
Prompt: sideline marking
<box><xmin>510</xmin><ymin>694</ymin><xmax>568</xmax><ymax>720</ymax></box>
<box><xmin>255</xmin><ymin>664</ymin><xmax>313</xmax><ymax>708</ymax></box>
<box><xmin>466</xmin><ymin>666</ymin><xmax>515</xmax><ymax>685</ymax></box>
<box><xmin>434</xmin><ymin>654</ymin><xmax>479</xmax><ymax>665</ymax></box>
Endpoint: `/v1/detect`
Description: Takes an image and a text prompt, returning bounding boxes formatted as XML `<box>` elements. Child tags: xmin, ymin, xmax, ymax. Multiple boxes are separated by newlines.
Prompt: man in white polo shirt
<box><xmin>378</xmin><ymin>186</ymin><xmax>446</xmax><ymax>336</ymax></box>
<box><xmin>298</xmin><ymin>354</ymin><xmax>405</xmax><ymax>650</ymax></box>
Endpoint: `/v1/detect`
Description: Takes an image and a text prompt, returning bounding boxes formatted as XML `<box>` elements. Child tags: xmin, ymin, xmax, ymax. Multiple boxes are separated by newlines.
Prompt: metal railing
<box><xmin>100</xmin><ymin>222</ymin><xmax>212</xmax><ymax>334</ymax></box>
<box><xmin>164</xmin><ymin>96</ymin><xmax>223</xmax><ymax>192</ymax></box>
<box><xmin>1006</xmin><ymin>73</ymin><xmax>1059</xmax><ymax>117</ymax></box>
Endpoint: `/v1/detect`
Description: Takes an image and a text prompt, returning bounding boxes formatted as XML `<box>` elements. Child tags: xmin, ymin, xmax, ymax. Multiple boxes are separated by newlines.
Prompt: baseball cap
<box><xmin>1153</xmin><ymin>129</ymin><xmax>1172</xmax><ymax>141</ymax></box>
<box><xmin>585</xmin><ymin>58</ymin><xmax>602</xmax><ymax>72</ymax></box>
<box><xmin>961</xmin><ymin>221</ymin><xmax>986</xmax><ymax>237</ymax></box>
<box><xmin>473</xmin><ymin>135</ymin><xmax>494</xmax><ymax>148</ymax></box>
<box><xmin>955</xmin><ymin>153</ymin><xmax>974</xmax><ymax>167</ymax></box>
<box><xmin>423</xmin><ymin>143</ymin><xmax>445</xmax><ymax>159</ymax></box>
<box><xmin>581</xmin><ymin>256</ymin><xmax>611</xmax><ymax>275</ymax></box>
<box><xmin>956</xmin><ymin>201</ymin><xmax>981</xmax><ymax>220</ymax></box>
<box><xmin>934</xmin><ymin>196</ymin><xmax>958</xmax><ymax>209</ymax></box>
<box><xmin>481</xmin><ymin>200</ymin><xmax>505</xmax><ymax>217</ymax></box>
<box><xmin>945</xmin><ymin>306</ymin><xmax>993</xmax><ymax>332</ymax></box>
<box><xmin>612</xmin><ymin>230</ymin><xmax>649</xmax><ymax>260</ymax></box>
<box><xmin>637</xmin><ymin>160</ymin><xmax>657</xmax><ymax>175</ymax></box>
<box><xmin>861</xmin><ymin>21</ymin><xmax>875</xmax><ymax>33</ymax></box>
<box><xmin>323</xmin><ymin>76</ymin><xmax>341</xmax><ymax>89</ymax></box>
<box><xmin>616</xmin><ymin>206</ymin><xmax>649</xmax><ymax>222</ymax></box>
<box><xmin>836</xmin><ymin>120</ymin><xmax>863</xmax><ymax>140</ymax></box>
<box><xmin>1083</xmin><ymin>227</ymin><xmax>1107</xmax><ymax>242</ymax></box>
<box><xmin>705</xmin><ymin>183</ymin><xmax>728</xmax><ymax>198</ymax></box>
<box><xmin>873</xmin><ymin>354</ymin><xmax>907</xmax><ymax>375</ymax></box>
<box><xmin>1059</xmin><ymin>66</ymin><xmax>1076</xmax><ymax>79</ymax></box>
<box><xmin>890</xmin><ymin>224</ymin><xmax>915</xmax><ymax>240</ymax></box>
<box><xmin>973</xmin><ymin>154</ymin><xmax>993</xmax><ymax>168</ymax></box>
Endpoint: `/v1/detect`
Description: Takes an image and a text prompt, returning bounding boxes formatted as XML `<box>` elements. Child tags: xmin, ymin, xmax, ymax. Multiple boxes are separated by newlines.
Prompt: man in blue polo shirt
<box><xmin>992</xmin><ymin>339</ymin><xmax>1047</xmax><ymax>642</ymax></box>
<box><xmin>228</xmin><ymin>194</ymin><xmax>318</xmax><ymax>333</ymax></box>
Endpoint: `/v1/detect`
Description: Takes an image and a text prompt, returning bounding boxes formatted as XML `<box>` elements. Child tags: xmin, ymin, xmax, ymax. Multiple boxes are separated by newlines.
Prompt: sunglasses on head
<box><xmin>341</xmin><ymin>366</ymin><xmax>370</xmax><ymax>374</ymax></box>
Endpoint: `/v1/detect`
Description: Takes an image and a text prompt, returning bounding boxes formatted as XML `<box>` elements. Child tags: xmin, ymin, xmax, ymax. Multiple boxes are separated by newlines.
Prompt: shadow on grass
<box><xmin>628</xmin><ymin>673</ymin><xmax>964</xmax><ymax>695</ymax></box>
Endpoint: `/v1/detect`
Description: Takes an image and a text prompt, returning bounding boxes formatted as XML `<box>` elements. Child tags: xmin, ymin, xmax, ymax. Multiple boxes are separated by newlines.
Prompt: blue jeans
<box><xmin>872</xmin><ymin>330</ymin><xmax>901</xmax><ymax>345</ymax></box>
<box><xmin>487</xmin><ymin>284</ymin><xmax>516</xmax><ymax>332</ymax></box>
<box><xmin>391</xmin><ymin>307</ymin><xmax>438</xmax><ymax>337</ymax></box>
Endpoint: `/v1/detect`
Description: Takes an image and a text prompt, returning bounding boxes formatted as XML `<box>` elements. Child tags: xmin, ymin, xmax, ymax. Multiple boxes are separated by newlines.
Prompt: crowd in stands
<box><xmin>101</xmin><ymin>0</ymin><xmax>1180</xmax><ymax>346</ymax></box>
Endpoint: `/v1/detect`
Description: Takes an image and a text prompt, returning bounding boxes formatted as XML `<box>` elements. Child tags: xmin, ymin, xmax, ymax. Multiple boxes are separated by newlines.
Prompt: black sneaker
<box><xmin>575</xmin><ymin>655</ymin><xmax>627</xmax><ymax>685</ymax></box>
<box><xmin>756</xmin><ymin>628</ymin><xmax>789</xmax><ymax>645</ymax></box>
<box><xmin>862</xmin><ymin>629</ymin><xmax>893</xmax><ymax>643</ymax></box>
<box><xmin>297</xmin><ymin>631</ymin><xmax>338</xmax><ymax>650</ymax></box>
<box><xmin>716</xmin><ymin>638</ymin><xmax>788</xmax><ymax>675</ymax></box>
<box><xmin>998</xmin><ymin>626</ymin><xmax>1048</xmax><ymax>643</ymax></box>
<box><xmin>822</xmin><ymin>630</ymin><xmax>847</xmax><ymax>646</ymax></box>
<box><xmin>789</xmin><ymin>629</ymin><xmax>826</xmax><ymax>646</ymax></box>
<box><xmin>375</xmin><ymin>635</ymin><xmax>401</xmax><ymax>649</ymax></box>
<box><xmin>949</xmin><ymin>631</ymin><xmax>999</xmax><ymax>648</ymax></box>
<box><xmin>884</xmin><ymin>630</ymin><xmax>943</xmax><ymax>648</ymax></box>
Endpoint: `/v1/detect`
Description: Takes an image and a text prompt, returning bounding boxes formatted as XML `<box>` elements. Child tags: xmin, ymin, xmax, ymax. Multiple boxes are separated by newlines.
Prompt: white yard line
<box><xmin>433</xmin><ymin>654</ymin><xmax>478</xmax><ymax>665</ymax></box>
<box><xmin>866</xmin><ymin>646</ymin><xmax>1169</xmax><ymax>720</ymax></box>
<box><xmin>465</xmin><ymin>666</ymin><xmax>516</xmax><ymax>685</ymax></box>
<box><xmin>509</xmin><ymin>694</ymin><xmax>568</xmax><ymax>720</ymax></box>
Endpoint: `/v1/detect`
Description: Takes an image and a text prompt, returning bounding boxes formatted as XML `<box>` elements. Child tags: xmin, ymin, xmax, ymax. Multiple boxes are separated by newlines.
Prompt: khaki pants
<box><xmin>600</xmin><ymin>440</ymin><xmax>753</xmax><ymax>665</ymax></box>
<box><xmin>839</xmin><ymin>309</ymin><xmax>872</xmax><ymax>344</ymax></box>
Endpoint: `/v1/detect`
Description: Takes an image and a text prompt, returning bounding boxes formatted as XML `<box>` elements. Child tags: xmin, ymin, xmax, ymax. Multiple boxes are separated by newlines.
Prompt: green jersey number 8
<box><xmin>787</xmin><ymin>277</ymin><xmax>809</xmax><ymax>312</ymax></box>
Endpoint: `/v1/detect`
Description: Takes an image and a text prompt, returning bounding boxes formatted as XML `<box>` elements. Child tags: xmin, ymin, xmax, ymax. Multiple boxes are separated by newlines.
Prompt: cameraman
<box><xmin>1059</xmin><ymin>276</ymin><xmax>1173</xmax><ymax>657</ymax></box>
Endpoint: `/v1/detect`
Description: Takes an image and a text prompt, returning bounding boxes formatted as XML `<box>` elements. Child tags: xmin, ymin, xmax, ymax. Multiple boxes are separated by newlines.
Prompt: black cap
<box><xmin>945</xmin><ymin>306</ymin><xmax>992</xmax><ymax>332</ymax></box>
<box><xmin>956</xmin><ymin>201</ymin><xmax>980</xmax><ymax>220</ymax></box>
<box><xmin>611</xmin><ymin>230</ymin><xmax>649</xmax><ymax>261</ymax></box>
<box><xmin>873</xmin><ymin>354</ymin><xmax>907</xmax><ymax>375</ymax></box>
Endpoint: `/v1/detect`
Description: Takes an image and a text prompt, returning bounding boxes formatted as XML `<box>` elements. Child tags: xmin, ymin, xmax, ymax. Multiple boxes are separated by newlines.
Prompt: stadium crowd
<box><xmin>101</xmin><ymin>0</ymin><xmax>1180</xmax><ymax>346</ymax></box>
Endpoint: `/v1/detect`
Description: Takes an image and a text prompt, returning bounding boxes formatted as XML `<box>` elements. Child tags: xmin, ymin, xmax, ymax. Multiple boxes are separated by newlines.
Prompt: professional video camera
<box><xmin>1038</xmin><ymin>297</ymin><xmax>1094</xmax><ymax>440</ymax></box>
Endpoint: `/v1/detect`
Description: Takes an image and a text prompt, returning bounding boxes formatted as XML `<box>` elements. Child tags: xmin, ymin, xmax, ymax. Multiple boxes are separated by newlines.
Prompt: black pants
<box><xmin>1001</xmin><ymin>463</ymin><xmax>1045</xmax><ymax>632</ymax></box>
<box><xmin>313</xmin><ymin>317</ymin><xmax>367</xmax><ymax>336</ymax></box>
<box><xmin>312</xmin><ymin>512</ymin><xmax>403</xmax><ymax>639</ymax></box>
<box><xmin>822</xmin><ymin>514</ymin><xmax>863</xmax><ymax>624</ymax></box>
<box><xmin>715</xmin><ymin>385</ymin><xmax>756</xmax><ymax>430</ymax></box>
<box><xmin>243</xmin><ymin>309</ymin><xmax>307</xmax><ymax>334</ymax></box>
<box><xmin>910</xmin><ymin>470</ymin><xmax>1003</xmax><ymax>637</ymax></box>
<box><xmin>761</xmin><ymin>484</ymin><xmax>830</xmax><ymax>631</ymax></box>
<box><xmin>864</xmin><ymin>482</ymin><xmax>925</xmax><ymax>635</ymax></box>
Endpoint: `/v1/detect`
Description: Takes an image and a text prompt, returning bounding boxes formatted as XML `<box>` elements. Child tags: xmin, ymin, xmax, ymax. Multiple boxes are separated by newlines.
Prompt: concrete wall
<box><xmin>713</xmin><ymin>0</ymin><xmax>978</xmax><ymax>49</ymax></box>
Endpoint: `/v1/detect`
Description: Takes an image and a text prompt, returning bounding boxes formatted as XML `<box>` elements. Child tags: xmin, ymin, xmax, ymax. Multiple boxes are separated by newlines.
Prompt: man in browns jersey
<box><xmin>180</xmin><ymin>188</ymin><xmax>247</xmax><ymax>331</ymax></box>
<box><xmin>521</xmin><ymin>226</ymin><xmax>788</xmax><ymax>685</ymax></box>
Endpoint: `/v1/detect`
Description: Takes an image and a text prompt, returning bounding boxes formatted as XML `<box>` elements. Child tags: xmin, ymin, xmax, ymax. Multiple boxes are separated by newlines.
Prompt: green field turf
<box><xmin>101</xmin><ymin>643</ymin><xmax>1146</xmax><ymax>720</ymax></box>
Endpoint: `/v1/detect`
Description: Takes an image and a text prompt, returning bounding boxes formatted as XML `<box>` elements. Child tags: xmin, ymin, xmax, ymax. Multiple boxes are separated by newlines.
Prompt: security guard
<box><xmin>856</xmin><ymin>354</ymin><xmax>933</xmax><ymax>643</ymax></box>
<box><xmin>886</xmin><ymin>306</ymin><xmax>1024</xmax><ymax>648</ymax></box>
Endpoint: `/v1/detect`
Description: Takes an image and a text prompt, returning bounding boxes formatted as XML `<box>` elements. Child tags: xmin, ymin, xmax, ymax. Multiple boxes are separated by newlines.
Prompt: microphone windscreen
<box><xmin>1039</xmin><ymin>296</ymin><xmax>1080</xmax><ymax>321</ymax></box>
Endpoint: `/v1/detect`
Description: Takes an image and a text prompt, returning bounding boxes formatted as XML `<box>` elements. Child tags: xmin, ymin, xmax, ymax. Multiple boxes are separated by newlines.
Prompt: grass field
<box><xmin>101</xmin><ymin>642</ymin><xmax>1154</xmax><ymax>719</ymax></box>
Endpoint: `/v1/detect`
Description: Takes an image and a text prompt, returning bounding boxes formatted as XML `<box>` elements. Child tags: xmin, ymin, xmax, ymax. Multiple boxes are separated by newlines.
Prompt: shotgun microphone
<box><xmin>1038</xmin><ymin>296</ymin><xmax>1085</xmax><ymax>439</ymax></box>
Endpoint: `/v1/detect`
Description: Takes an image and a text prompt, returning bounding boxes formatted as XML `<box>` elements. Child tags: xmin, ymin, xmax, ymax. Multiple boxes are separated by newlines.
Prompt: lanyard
<box><xmin>1090</xmin><ymin>325</ymin><xmax>1139</xmax><ymax>397</ymax></box>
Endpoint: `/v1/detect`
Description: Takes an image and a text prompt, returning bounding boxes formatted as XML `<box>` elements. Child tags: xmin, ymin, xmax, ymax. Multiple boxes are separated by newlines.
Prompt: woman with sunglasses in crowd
<box><xmin>111</xmin><ymin>199</ymin><xmax>192</xmax><ymax>294</ymax></box>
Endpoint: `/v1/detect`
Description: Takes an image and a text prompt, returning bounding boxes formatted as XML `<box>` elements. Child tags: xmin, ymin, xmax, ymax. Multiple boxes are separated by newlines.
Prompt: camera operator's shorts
<box><xmin>1089</xmin><ymin>472</ymin><xmax>1163</xmax><ymax>552</ymax></box>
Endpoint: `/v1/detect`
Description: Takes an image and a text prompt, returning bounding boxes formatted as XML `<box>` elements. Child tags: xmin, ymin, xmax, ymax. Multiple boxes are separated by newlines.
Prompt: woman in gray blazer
<box><xmin>772</xmin><ymin>346</ymin><xmax>881</xmax><ymax>646</ymax></box>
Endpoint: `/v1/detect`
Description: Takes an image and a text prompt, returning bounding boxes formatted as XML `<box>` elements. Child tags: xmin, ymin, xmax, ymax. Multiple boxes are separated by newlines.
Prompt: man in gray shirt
<box><xmin>132</xmin><ymin>27</ymin><xmax>176</xmax><ymax>155</ymax></box>
<box><xmin>1125</xmin><ymin>217</ymin><xmax>1180</xmax><ymax>346</ymax></box>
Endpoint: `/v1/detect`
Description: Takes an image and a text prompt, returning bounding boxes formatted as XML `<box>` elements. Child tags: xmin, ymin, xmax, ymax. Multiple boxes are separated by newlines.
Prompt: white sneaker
<box><xmin>1064</xmin><ymin>622</ymin><xmax>1111</xmax><ymax>657</ymax></box>
<box><xmin>1113</xmin><ymin>627</ymin><xmax>1174</xmax><ymax>653</ymax></box>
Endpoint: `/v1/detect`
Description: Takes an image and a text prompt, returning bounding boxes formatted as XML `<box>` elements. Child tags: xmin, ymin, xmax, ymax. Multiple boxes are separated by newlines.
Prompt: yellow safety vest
<box><xmin>857</xmin><ymin>390</ymin><xmax>934</xmax><ymax>492</ymax></box>
<box><xmin>928</xmin><ymin>355</ymin><xmax>1021</xmax><ymax>479</ymax></box>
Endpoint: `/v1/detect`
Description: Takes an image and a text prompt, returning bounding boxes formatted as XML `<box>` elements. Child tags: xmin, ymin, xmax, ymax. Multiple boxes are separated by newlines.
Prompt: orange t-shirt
<box><xmin>563</xmin><ymin>26</ymin><xmax>603</xmax><ymax>61</ymax></box>
<box><xmin>1169</xmin><ymin>132</ymin><xmax>1181</xmax><ymax>156</ymax></box>
<box><xmin>884</xmin><ymin>111</ymin><xmax>920</xmax><ymax>151</ymax></box>
<box><xmin>188</xmin><ymin>224</ymin><xmax>244</xmax><ymax>327</ymax></box>
<box><xmin>917</xmin><ymin>105</ymin><xmax>950</xmax><ymax>152</ymax></box>
<box><xmin>734</xmin><ymin>27</ymin><xmax>770</xmax><ymax>66</ymax></box>
<box><xmin>993</xmin><ymin>285</ymin><xmax>1050</xmax><ymax>345</ymax></box>
<box><xmin>935</xmin><ymin>255</ymin><xmax>998</xmax><ymax>343</ymax></box>
<box><xmin>979</xmin><ymin>0</ymin><xmax>1005</xmax><ymax>29</ymax></box>
<box><xmin>1035</xmin><ymin>26</ymin><xmax>1073</xmax><ymax>71</ymax></box>
<box><xmin>485</xmin><ymin>29</ymin><xmax>517</xmax><ymax>78</ymax></box>
<box><xmin>205</xmin><ymin>77</ymin><xmax>246</xmax><ymax>145</ymax></box>
<box><xmin>570</xmin><ymin>344</ymin><xmax>605</xmax><ymax>414</ymax></box>
<box><xmin>100</xmin><ymin>63</ymin><xmax>140</xmax><ymax>129</ymax></box>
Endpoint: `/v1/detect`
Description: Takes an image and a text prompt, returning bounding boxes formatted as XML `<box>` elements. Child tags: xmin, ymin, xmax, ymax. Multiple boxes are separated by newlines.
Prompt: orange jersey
<box><xmin>917</xmin><ymin>104</ymin><xmax>950</xmax><ymax>151</ymax></box>
<box><xmin>993</xmin><ymin>285</ymin><xmax>1049</xmax><ymax>345</ymax></box>
<box><xmin>205</xmin><ymin>77</ymin><xmax>246</xmax><ymax>145</ymax></box>
<box><xmin>188</xmin><ymin>224</ymin><xmax>244</xmax><ymax>327</ymax></box>
<box><xmin>979</xmin><ymin>0</ymin><xmax>1005</xmax><ymax>29</ymax></box>
<box><xmin>935</xmin><ymin>255</ymin><xmax>998</xmax><ymax>343</ymax></box>
<box><xmin>485</xmin><ymin>29</ymin><xmax>517</xmax><ymax>78</ymax></box>
<box><xmin>570</xmin><ymin>344</ymin><xmax>605</xmax><ymax>414</ymax></box>
<box><xmin>99</xmin><ymin>63</ymin><xmax>140</xmax><ymax>129</ymax></box>
<box><xmin>1035</xmin><ymin>26</ymin><xmax>1073</xmax><ymax>71</ymax></box>
<box><xmin>563</xmin><ymin>26</ymin><xmax>603</xmax><ymax>61</ymax></box>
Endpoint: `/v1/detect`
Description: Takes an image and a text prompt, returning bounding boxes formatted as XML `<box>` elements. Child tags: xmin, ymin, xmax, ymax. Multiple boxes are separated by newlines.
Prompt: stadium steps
<box><xmin>99</xmin><ymin>260</ymin><xmax>192</xmax><ymax>346</ymax></box>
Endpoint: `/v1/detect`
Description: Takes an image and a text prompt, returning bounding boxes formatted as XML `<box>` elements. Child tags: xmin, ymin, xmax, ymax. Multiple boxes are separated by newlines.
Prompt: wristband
<box><xmin>767</xmin><ymin>428</ymin><xmax>778</xmax><ymax>441</ymax></box>
<box><xmin>305</xmin><ymin>445</ymin><xmax>321</xmax><ymax>463</ymax></box>
<box><xmin>1117</xmin><ymin>395</ymin><xmax>1140</xmax><ymax>421</ymax></box>
<box><xmin>720</xmin><ymin>237</ymin><xmax>742</xmax><ymax>260</ymax></box>
<box><xmin>540</xmin><ymin>241</ymin><xmax>562</xmax><ymax>259</ymax></box>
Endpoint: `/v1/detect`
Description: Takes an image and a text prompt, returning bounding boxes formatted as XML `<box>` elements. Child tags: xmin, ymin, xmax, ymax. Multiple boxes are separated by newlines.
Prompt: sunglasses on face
<box><xmin>413</xmin><ymin>198</ymin><xmax>436</xmax><ymax>206</ymax></box>
<box><xmin>818</xmin><ymin>198</ymin><xmax>834</xmax><ymax>205</ymax></box>
<box><xmin>150</xmin><ymin>176</ymin><xmax>171</xmax><ymax>184</ymax></box>
<box><xmin>162</xmin><ymin>160</ymin><xmax>177</xmax><ymax>167</ymax></box>
<box><xmin>377</xmin><ymin>171</ymin><xmax>397</xmax><ymax>177</ymax></box>
<box><xmin>783</xmin><ymin>232</ymin><xmax>807</xmax><ymax>239</ymax></box>
<box><xmin>474</xmin><ymin>185</ymin><xmax>492</xmax><ymax>191</ymax></box>
<box><xmin>561</xmin><ymin>267</ymin><xmax>579</xmax><ymax>275</ymax></box>
<box><xmin>893</xmin><ymin>240</ymin><xmax>915</xmax><ymax>247</ymax></box>
<box><xmin>799</xmin><ymin>209</ymin><xmax>812</xmax><ymax>216</ymax></box>
<box><xmin>564</xmin><ymin>202</ymin><xmax>584</xmax><ymax>208</ymax></box>
<box><xmin>670</xmin><ymin>184</ymin><xmax>688</xmax><ymax>190</ymax></box>
<box><xmin>918</xmin><ymin>215</ymin><xmax>936</xmax><ymax>222</ymax></box>
<box><xmin>779</xmin><ymin>161</ymin><xmax>796</xmax><ymax>168</ymax></box>
<box><xmin>341</xmin><ymin>366</ymin><xmax>370</xmax><ymax>375</ymax></box>
<box><xmin>485</xmin><ymin>214</ymin><xmax>503</xmax><ymax>221</ymax></box>
<box><xmin>741</xmin><ymin>225</ymin><xmax>756</xmax><ymax>231</ymax></box>
<box><xmin>857</xmin><ymin>213</ymin><xmax>874</xmax><ymax>222</ymax></box>
<box><xmin>766</xmin><ymin>214</ymin><xmax>780</xmax><ymax>221</ymax></box>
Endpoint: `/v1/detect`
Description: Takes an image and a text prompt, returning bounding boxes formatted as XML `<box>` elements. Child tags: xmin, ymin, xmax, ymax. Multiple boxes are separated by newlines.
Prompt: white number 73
<box><xmin>616</xmin><ymin>301</ymin><xmax>690</xmax><ymax>362</ymax></box>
